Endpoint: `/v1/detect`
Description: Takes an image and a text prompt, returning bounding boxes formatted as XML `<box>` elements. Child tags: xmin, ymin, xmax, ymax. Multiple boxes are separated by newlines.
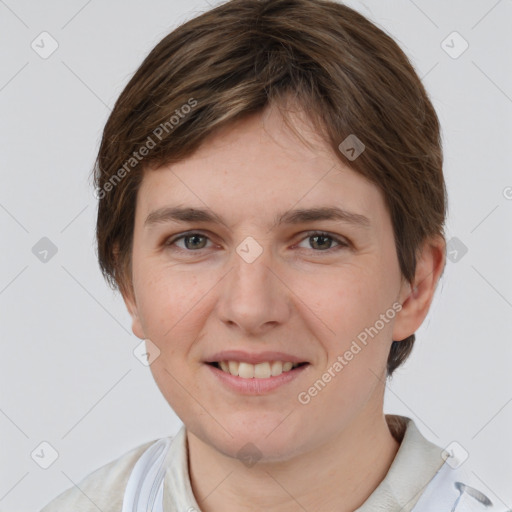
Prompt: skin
<box><xmin>121</xmin><ymin>102</ymin><xmax>446</xmax><ymax>512</ymax></box>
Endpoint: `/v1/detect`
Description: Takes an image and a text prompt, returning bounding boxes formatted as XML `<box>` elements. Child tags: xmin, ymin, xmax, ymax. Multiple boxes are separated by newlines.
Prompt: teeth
<box><xmin>228</xmin><ymin>361</ymin><xmax>239</xmax><ymax>375</ymax></box>
<box><xmin>282</xmin><ymin>362</ymin><xmax>293</xmax><ymax>372</ymax></box>
<box><xmin>254</xmin><ymin>362</ymin><xmax>271</xmax><ymax>379</ymax></box>
<box><xmin>216</xmin><ymin>361</ymin><xmax>300</xmax><ymax>379</ymax></box>
<box><xmin>271</xmin><ymin>361</ymin><xmax>283</xmax><ymax>376</ymax></box>
<box><xmin>238</xmin><ymin>362</ymin><xmax>254</xmax><ymax>378</ymax></box>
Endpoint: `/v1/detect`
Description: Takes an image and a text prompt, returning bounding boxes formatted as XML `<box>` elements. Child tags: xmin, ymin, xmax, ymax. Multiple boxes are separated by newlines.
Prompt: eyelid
<box><xmin>297</xmin><ymin>230</ymin><xmax>350</xmax><ymax>250</ymax></box>
<box><xmin>164</xmin><ymin>230</ymin><xmax>350</xmax><ymax>252</ymax></box>
<box><xmin>164</xmin><ymin>230</ymin><xmax>215</xmax><ymax>248</ymax></box>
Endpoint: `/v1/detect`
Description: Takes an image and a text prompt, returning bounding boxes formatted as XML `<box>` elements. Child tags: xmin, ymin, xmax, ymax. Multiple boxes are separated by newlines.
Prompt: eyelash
<box><xmin>164</xmin><ymin>231</ymin><xmax>349</xmax><ymax>254</ymax></box>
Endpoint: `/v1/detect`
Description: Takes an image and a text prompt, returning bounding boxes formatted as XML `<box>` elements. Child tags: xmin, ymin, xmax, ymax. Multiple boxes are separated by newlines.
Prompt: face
<box><xmin>122</xmin><ymin>104</ymin><xmax>415</xmax><ymax>462</ymax></box>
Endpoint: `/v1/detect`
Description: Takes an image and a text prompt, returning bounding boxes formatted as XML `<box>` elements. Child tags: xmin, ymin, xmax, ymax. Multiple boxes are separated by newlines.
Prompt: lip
<box><xmin>204</xmin><ymin>350</ymin><xmax>308</xmax><ymax>365</ymax></box>
<box><xmin>205</xmin><ymin>361</ymin><xmax>310</xmax><ymax>394</ymax></box>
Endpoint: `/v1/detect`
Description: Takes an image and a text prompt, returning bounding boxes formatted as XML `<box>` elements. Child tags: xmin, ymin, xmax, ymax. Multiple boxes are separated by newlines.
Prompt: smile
<box><xmin>210</xmin><ymin>360</ymin><xmax>307</xmax><ymax>379</ymax></box>
<box><xmin>206</xmin><ymin>360</ymin><xmax>310</xmax><ymax>394</ymax></box>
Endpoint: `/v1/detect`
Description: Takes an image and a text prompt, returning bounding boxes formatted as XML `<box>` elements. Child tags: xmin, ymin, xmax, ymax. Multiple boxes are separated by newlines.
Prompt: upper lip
<box><xmin>205</xmin><ymin>350</ymin><xmax>309</xmax><ymax>365</ymax></box>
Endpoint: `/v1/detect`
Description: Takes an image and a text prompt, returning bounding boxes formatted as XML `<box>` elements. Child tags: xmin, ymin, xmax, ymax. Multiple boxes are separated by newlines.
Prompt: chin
<box><xmin>192</xmin><ymin>415</ymin><xmax>308</xmax><ymax>464</ymax></box>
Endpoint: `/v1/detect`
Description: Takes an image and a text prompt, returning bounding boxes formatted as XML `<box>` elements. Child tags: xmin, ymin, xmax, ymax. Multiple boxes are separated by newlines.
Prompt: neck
<box><xmin>186</xmin><ymin>411</ymin><xmax>401</xmax><ymax>512</ymax></box>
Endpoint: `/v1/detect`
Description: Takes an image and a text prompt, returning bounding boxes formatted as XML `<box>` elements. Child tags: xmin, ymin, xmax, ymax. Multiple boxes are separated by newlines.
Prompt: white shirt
<box><xmin>40</xmin><ymin>414</ymin><xmax>506</xmax><ymax>511</ymax></box>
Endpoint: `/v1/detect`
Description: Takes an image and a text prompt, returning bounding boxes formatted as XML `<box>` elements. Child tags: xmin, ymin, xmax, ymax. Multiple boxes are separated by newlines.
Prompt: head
<box><xmin>93</xmin><ymin>0</ymin><xmax>447</xmax><ymax>459</ymax></box>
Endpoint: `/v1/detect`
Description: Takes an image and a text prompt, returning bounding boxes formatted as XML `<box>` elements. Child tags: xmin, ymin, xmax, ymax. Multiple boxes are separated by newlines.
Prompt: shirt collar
<box><xmin>163</xmin><ymin>414</ymin><xmax>445</xmax><ymax>512</ymax></box>
<box><xmin>355</xmin><ymin>414</ymin><xmax>445</xmax><ymax>512</ymax></box>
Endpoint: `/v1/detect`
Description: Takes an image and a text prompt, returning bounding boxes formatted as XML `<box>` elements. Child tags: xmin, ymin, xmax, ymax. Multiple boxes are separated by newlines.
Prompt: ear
<box><xmin>392</xmin><ymin>235</ymin><xmax>446</xmax><ymax>342</ymax></box>
<box><xmin>114</xmin><ymin>242</ymin><xmax>145</xmax><ymax>340</ymax></box>
<box><xmin>120</xmin><ymin>282</ymin><xmax>146</xmax><ymax>340</ymax></box>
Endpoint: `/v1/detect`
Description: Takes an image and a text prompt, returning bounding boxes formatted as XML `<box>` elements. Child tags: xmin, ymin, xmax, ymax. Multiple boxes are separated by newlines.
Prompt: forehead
<box><xmin>135</xmin><ymin>107</ymin><xmax>388</xmax><ymax>231</ymax></box>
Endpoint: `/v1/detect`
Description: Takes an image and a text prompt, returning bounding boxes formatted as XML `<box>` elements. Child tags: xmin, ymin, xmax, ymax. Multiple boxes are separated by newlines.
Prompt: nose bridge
<box><xmin>234</xmin><ymin>242</ymin><xmax>271</xmax><ymax>288</ymax></box>
<box><xmin>216</xmin><ymin>236</ymin><xmax>288</xmax><ymax>332</ymax></box>
<box><xmin>230</xmin><ymin>236</ymin><xmax>275</xmax><ymax>303</ymax></box>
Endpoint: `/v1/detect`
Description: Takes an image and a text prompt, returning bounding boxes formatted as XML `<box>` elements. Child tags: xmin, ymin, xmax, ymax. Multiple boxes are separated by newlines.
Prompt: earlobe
<box><xmin>124</xmin><ymin>292</ymin><xmax>146</xmax><ymax>340</ymax></box>
<box><xmin>113</xmin><ymin>242</ymin><xmax>146</xmax><ymax>340</ymax></box>
<box><xmin>392</xmin><ymin>235</ymin><xmax>446</xmax><ymax>342</ymax></box>
<box><xmin>121</xmin><ymin>284</ymin><xmax>136</xmax><ymax>317</ymax></box>
<box><xmin>131</xmin><ymin>318</ymin><xmax>145</xmax><ymax>341</ymax></box>
<box><xmin>119</xmin><ymin>281</ymin><xmax>146</xmax><ymax>340</ymax></box>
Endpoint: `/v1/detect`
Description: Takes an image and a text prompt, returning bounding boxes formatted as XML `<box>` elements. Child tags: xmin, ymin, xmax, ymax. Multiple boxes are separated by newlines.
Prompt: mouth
<box><xmin>206</xmin><ymin>360</ymin><xmax>309</xmax><ymax>379</ymax></box>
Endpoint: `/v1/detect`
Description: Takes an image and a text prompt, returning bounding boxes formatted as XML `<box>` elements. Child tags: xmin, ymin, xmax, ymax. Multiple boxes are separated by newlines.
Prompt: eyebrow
<box><xmin>144</xmin><ymin>206</ymin><xmax>371</xmax><ymax>231</ymax></box>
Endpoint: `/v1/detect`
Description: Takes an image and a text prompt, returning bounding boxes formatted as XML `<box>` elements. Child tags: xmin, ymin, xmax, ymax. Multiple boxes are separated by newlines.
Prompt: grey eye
<box><xmin>181</xmin><ymin>234</ymin><xmax>208</xmax><ymax>250</ymax></box>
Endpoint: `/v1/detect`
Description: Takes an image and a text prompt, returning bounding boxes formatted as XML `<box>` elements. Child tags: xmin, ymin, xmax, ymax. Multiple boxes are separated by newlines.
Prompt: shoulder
<box><xmin>40</xmin><ymin>438</ymin><xmax>162</xmax><ymax>512</ymax></box>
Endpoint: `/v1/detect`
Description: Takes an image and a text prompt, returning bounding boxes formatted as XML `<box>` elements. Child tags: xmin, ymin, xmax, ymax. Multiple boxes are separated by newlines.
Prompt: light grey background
<box><xmin>0</xmin><ymin>1</ymin><xmax>511</xmax><ymax>511</ymax></box>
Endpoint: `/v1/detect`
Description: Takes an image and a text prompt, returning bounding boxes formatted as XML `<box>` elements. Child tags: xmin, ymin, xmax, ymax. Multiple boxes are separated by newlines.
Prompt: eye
<box><xmin>296</xmin><ymin>231</ymin><xmax>349</xmax><ymax>252</ymax></box>
<box><xmin>165</xmin><ymin>232</ymin><xmax>212</xmax><ymax>251</ymax></box>
<box><xmin>164</xmin><ymin>230</ymin><xmax>349</xmax><ymax>254</ymax></box>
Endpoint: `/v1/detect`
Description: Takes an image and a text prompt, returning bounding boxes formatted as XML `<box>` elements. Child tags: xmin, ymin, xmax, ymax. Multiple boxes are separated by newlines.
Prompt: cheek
<box><xmin>134</xmin><ymin>266</ymin><xmax>207</xmax><ymax>345</ymax></box>
<box><xmin>307</xmin><ymin>263</ymin><xmax>396</xmax><ymax>374</ymax></box>
<box><xmin>304</xmin><ymin>264</ymin><xmax>387</xmax><ymax>336</ymax></box>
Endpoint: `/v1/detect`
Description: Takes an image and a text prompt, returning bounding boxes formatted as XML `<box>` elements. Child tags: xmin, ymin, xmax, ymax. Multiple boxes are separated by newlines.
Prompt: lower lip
<box><xmin>205</xmin><ymin>363</ymin><xmax>309</xmax><ymax>394</ymax></box>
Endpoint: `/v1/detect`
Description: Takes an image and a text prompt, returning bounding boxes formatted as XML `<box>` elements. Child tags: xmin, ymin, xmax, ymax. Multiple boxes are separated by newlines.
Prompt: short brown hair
<box><xmin>93</xmin><ymin>0</ymin><xmax>447</xmax><ymax>377</ymax></box>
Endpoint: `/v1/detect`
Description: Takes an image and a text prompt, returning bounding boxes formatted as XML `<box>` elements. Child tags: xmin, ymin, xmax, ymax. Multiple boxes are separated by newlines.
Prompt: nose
<box><xmin>215</xmin><ymin>239</ymin><xmax>291</xmax><ymax>336</ymax></box>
